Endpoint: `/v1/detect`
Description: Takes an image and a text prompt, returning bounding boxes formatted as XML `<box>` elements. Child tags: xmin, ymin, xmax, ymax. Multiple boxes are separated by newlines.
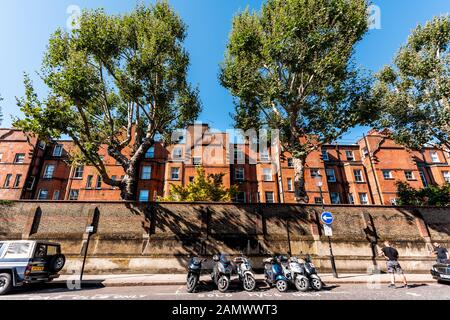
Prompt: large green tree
<box><xmin>374</xmin><ymin>16</ymin><xmax>450</xmax><ymax>150</ymax></box>
<box><xmin>220</xmin><ymin>0</ymin><xmax>374</xmax><ymax>202</ymax></box>
<box><xmin>14</xmin><ymin>2</ymin><xmax>201</xmax><ymax>200</ymax></box>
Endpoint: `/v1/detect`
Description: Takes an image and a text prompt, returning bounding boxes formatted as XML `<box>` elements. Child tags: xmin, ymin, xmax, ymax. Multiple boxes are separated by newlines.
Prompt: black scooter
<box><xmin>186</xmin><ymin>256</ymin><xmax>206</xmax><ymax>293</ymax></box>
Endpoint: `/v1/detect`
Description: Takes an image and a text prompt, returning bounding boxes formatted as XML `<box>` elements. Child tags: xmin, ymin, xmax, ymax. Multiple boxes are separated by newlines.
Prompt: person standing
<box><xmin>380</xmin><ymin>241</ymin><xmax>410</xmax><ymax>289</ymax></box>
<box><xmin>431</xmin><ymin>242</ymin><xmax>449</xmax><ymax>263</ymax></box>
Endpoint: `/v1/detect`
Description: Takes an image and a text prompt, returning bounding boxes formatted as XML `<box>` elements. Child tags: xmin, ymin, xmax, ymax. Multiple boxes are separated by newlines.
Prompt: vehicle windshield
<box><xmin>220</xmin><ymin>254</ymin><xmax>230</xmax><ymax>263</ymax></box>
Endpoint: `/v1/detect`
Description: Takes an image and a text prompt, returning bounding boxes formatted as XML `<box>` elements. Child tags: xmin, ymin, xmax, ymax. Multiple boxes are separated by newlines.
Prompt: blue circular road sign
<box><xmin>321</xmin><ymin>212</ymin><xmax>334</xmax><ymax>225</ymax></box>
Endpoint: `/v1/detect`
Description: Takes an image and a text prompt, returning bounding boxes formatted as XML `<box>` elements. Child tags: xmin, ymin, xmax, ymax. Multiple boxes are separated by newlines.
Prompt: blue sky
<box><xmin>0</xmin><ymin>0</ymin><xmax>449</xmax><ymax>142</ymax></box>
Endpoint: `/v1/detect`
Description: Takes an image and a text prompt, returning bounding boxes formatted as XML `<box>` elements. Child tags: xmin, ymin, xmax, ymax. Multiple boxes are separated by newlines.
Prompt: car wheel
<box><xmin>49</xmin><ymin>254</ymin><xmax>66</xmax><ymax>273</ymax></box>
<box><xmin>0</xmin><ymin>273</ymin><xmax>12</xmax><ymax>296</ymax></box>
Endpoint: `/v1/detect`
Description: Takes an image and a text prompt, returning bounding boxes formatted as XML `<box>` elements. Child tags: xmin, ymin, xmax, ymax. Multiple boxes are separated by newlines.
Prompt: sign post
<box><xmin>80</xmin><ymin>225</ymin><xmax>94</xmax><ymax>284</ymax></box>
<box><xmin>320</xmin><ymin>211</ymin><xmax>338</xmax><ymax>278</ymax></box>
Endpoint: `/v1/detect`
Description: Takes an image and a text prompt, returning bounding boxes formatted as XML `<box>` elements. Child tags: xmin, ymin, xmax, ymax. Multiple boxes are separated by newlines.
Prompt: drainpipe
<box><xmin>363</xmin><ymin>134</ymin><xmax>383</xmax><ymax>205</ymax></box>
<box><xmin>275</xmin><ymin>144</ymin><xmax>284</xmax><ymax>203</ymax></box>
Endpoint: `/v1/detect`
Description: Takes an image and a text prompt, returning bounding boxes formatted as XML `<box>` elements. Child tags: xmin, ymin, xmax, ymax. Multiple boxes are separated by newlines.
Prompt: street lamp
<box><xmin>315</xmin><ymin>175</ymin><xmax>338</xmax><ymax>278</ymax></box>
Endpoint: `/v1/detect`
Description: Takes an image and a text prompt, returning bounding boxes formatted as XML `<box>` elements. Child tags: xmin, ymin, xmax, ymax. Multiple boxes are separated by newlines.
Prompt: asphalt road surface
<box><xmin>1</xmin><ymin>281</ymin><xmax>450</xmax><ymax>300</ymax></box>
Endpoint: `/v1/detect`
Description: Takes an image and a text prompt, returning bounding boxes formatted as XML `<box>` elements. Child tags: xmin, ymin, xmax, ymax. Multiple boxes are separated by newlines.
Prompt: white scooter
<box><xmin>281</xmin><ymin>256</ymin><xmax>310</xmax><ymax>292</ymax></box>
<box><xmin>233</xmin><ymin>256</ymin><xmax>256</xmax><ymax>291</ymax></box>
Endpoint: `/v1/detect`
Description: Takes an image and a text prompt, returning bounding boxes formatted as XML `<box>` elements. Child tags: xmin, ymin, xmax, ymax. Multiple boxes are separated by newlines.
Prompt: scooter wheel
<box><xmin>186</xmin><ymin>274</ymin><xmax>199</xmax><ymax>293</ymax></box>
<box><xmin>310</xmin><ymin>276</ymin><xmax>323</xmax><ymax>291</ymax></box>
<box><xmin>294</xmin><ymin>276</ymin><xmax>309</xmax><ymax>292</ymax></box>
<box><xmin>243</xmin><ymin>274</ymin><xmax>256</xmax><ymax>292</ymax></box>
<box><xmin>218</xmin><ymin>275</ymin><xmax>229</xmax><ymax>293</ymax></box>
<box><xmin>276</xmin><ymin>280</ymin><xmax>288</xmax><ymax>292</ymax></box>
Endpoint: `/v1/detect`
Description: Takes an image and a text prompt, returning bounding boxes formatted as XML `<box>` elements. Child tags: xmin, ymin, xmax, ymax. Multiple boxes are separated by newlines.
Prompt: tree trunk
<box><xmin>293</xmin><ymin>156</ymin><xmax>309</xmax><ymax>203</ymax></box>
<box><xmin>120</xmin><ymin>168</ymin><xmax>138</xmax><ymax>201</ymax></box>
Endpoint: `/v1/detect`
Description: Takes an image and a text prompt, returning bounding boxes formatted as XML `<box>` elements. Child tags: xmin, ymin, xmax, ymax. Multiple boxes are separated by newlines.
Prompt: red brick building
<box><xmin>1</xmin><ymin>125</ymin><xmax>449</xmax><ymax>204</ymax></box>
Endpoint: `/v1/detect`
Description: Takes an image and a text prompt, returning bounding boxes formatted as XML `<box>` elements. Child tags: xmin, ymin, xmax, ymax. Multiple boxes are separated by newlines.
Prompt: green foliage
<box><xmin>0</xmin><ymin>200</ymin><xmax>14</xmax><ymax>206</ymax></box>
<box><xmin>374</xmin><ymin>16</ymin><xmax>450</xmax><ymax>150</ymax></box>
<box><xmin>13</xmin><ymin>2</ymin><xmax>201</xmax><ymax>199</ymax></box>
<box><xmin>220</xmin><ymin>0</ymin><xmax>374</xmax><ymax>158</ymax></box>
<box><xmin>160</xmin><ymin>166</ymin><xmax>238</xmax><ymax>202</ymax></box>
<box><xmin>396</xmin><ymin>181</ymin><xmax>450</xmax><ymax>206</ymax></box>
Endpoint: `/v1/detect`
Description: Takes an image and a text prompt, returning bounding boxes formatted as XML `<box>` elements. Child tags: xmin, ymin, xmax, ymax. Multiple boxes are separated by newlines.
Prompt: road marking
<box><xmin>406</xmin><ymin>292</ymin><xmax>422</xmax><ymax>297</ymax></box>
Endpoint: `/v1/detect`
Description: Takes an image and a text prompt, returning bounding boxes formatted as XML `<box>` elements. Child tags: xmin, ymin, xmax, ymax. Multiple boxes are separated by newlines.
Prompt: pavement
<box><xmin>55</xmin><ymin>272</ymin><xmax>437</xmax><ymax>287</ymax></box>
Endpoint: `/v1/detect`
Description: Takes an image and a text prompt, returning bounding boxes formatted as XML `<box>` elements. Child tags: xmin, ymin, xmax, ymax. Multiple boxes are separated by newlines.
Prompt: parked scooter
<box><xmin>211</xmin><ymin>253</ymin><xmax>233</xmax><ymax>292</ymax></box>
<box><xmin>234</xmin><ymin>256</ymin><xmax>256</xmax><ymax>291</ymax></box>
<box><xmin>263</xmin><ymin>255</ymin><xmax>289</xmax><ymax>292</ymax></box>
<box><xmin>302</xmin><ymin>254</ymin><xmax>323</xmax><ymax>290</ymax></box>
<box><xmin>281</xmin><ymin>256</ymin><xmax>310</xmax><ymax>292</ymax></box>
<box><xmin>186</xmin><ymin>256</ymin><xmax>206</xmax><ymax>293</ymax></box>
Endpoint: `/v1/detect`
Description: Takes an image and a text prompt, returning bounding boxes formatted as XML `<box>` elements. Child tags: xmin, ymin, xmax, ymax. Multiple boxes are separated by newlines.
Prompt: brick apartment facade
<box><xmin>0</xmin><ymin>125</ymin><xmax>449</xmax><ymax>205</ymax></box>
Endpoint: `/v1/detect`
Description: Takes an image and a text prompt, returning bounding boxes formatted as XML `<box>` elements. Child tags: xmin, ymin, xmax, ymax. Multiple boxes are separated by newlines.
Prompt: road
<box><xmin>1</xmin><ymin>281</ymin><xmax>450</xmax><ymax>300</ymax></box>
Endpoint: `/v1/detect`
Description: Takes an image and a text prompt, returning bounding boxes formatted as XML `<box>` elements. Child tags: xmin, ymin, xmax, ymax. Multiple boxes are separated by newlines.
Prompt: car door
<box><xmin>30</xmin><ymin>243</ymin><xmax>48</xmax><ymax>275</ymax></box>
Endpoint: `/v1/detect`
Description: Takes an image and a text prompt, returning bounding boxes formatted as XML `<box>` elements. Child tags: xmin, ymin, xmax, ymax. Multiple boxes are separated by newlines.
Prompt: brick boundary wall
<box><xmin>1</xmin><ymin>201</ymin><xmax>449</xmax><ymax>274</ymax></box>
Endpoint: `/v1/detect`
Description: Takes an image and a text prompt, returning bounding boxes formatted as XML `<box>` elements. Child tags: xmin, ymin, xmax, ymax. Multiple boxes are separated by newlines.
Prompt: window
<box><xmin>287</xmin><ymin>178</ymin><xmax>293</xmax><ymax>191</ymax></box>
<box><xmin>13</xmin><ymin>174</ymin><xmax>22</xmax><ymax>188</ymax></box>
<box><xmin>171</xmin><ymin>167</ymin><xmax>180</xmax><ymax>180</ymax></box>
<box><xmin>234</xmin><ymin>148</ymin><xmax>245</xmax><ymax>162</ymax></box>
<box><xmin>14</xmin><ymin>153</ymin><xmax>25</xmax><ymax>164</ymax></box>
<box><xmin>310</xmin><ymin>169</ymin><xmax>320</xmax><ymax>178</ymax></box>
<box><xmin>353</xmin><ymin>169</ymin><xmax>363</xmax><ymax>182</ymax></box>
<box><xmin>330</xmin><ymin>192</ymin><xmax>341</xmax><ymax>204</ymax></box>
<box><xmin>43</xmin><ymin>164</ymin><xmax>55</xmax><ymax>179</ymax></box>
<box><xmin>53</xmin><ymin>144</ymin><xmax>63</xmax><ymax>157</ymax></box>
<box><xmin>314</xmin><ymin>197</ymin><xmax>323</xmax><ymax>204</ymax></box>
<box><xmin>348</xmin><ymin>193</ymin><xmax>355</xmax><ymax>205</ymax></box>
<box><xmin>265</xmin><ymin>192</ymin><xmax>274</xmax><ymax>203</ymax></box>
<box><xmin>73</xmin><ymin>166</ymin><xmax>84</xmax><ymax>179</ymax></box>
<box><xmin>235</xmin><ymin>167</ymin><xmax>244</xmax><ymax>181</ymax></box>
<box><xmin>192</xmin><ymin>157</ymin><xmax>202</xmax><ymax>166</ymax></box>
<box><xmin>53</xmin><ymin>190</ymin><xmax>60</xmax><ymax>200</ymax></box>
<box><xmin>287</xmin><ymin>158</ymin><xmax>294</xmax><ymax>168</ymax></box>
<box><xmin>141</xmin><ymin>166</ymin><xmax>152</xmax><ymax>180</ymax></box>
<box><xmin>382</xmin><ymin>170</ymin><xmax>393</xmax><ymax>179</ymax></box>
<box><xmin>69</xmin><ymin>189</ymin><xmax>79</xmax><ymax>200</ymax></box>
<box><xmin>236</xmin><ymin>192</ymin><xmax>246</xmax><ymax>203</ymax></box>
<box><xmin>86</xmin><ymin>175</ymin><xmax>93</xmax><ymax>189</ymax></box>
<box><xmin>262</xmin><ymin>168</ymin><xmax>272</xmax><ymax>181</ymax></box>
<box><xmin>359</xmin><ymin>193</ymin><xmax>369</xmax><ymax>205</ymax></box>
<box><xmin>431</xmin><ymin>151</ymin><xmax>440</xmax><ymax>163</ymax></box>
<box><xmin>260</xmin><ymin>149</ymin><xmax>270</xmax><ymax>161</ymax></box>
<box><xmin>0</xmin><ymin>153</ymin><xmax>3</xmax><ymax>162</ymax></box>
<box><xmin>5</xmin><ymin>242</ymin><xmax>31</xmax><ymax>259</ymax></box>
<box><xmin>404</xmin><ymin>171</ymin><xmax>414</xmax><ymax>180</ymax></box>
<box><xmin>25</xmin><ymin>176</ymin><xmax>35</xmax><ymax>190</ymax></box>
<box><xmin>145</xmin><ymin>147</ymin><xmax>155</xmax><ymax>159</ymax></box>
<box><xmin>361</xmin><ymin>147</ymin><xmax>369</xmax><ymax>158</ymax></box>
<box><xmin>139</xmin><ymin>190</ymin><xmax>150</xmax><ymax>202</ymax></box>
<box><xmin>390</xmin><ymin>198</ymin><xmax>398</xmax><ymax>206</ymax></box>
<box><xmin>419</xmin><ymin>171</ymin><xmax>428</xmax><ymax>187</ymax></box>
<box><xmin>443</xmin><ymin>171</ymin><xmax>450</xmax><ymax>183</ymax></box>
<box><xmin>3</xmin><ymin>174</ymin><xmax>12</xmax><ymax>188</ymax></box>
<box><xmin>189</xmin><ymin>176</ymin><xmax>194</xmax><ymax>183</ymax></box>
<box><xmin>95</xmin><ymin>176</ymin><xmax>102</xmax><ymax>189</ymax></box>
<box><xmin>38</xmin><ymin>141</ymin><xmax>46</xmax><ymax>150</ymax></box>
<box><xmin>326</xmin><ymin>169</ymin><xmax>336</xmax><ymax>182</ymax></box>
<box><xmin>345</xmin><ymin>150</ymin><xmax>354</xmax><ymax>161</ymax></box>
<box><xmin>173</xmin><ymin>147</ymin><xmax>183</xmax><ymax>160</ymax></box>
<box><xmin>37</xmin><ymin>189</ymin><xmax>48</xmax><ymax>200</ymax></box>
<box><xmin>321</xmin><ymin>149</ymin><xmax>329</xmax><ymax>161</ymax></box>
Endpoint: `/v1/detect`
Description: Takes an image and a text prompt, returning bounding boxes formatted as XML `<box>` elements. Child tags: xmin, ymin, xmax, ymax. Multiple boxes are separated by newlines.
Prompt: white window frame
<box><xmin>53</xmin><ymin>144</ymin><xmax>63</xmax><ymax>157</ymax></box>
<box><xmin>262</xmin><ymin>168</ymin><xmax>272</xmax><ymax>182</ymax></box>
<box><xmin>192</xmin><ymin>157</ymin><xmax>202</xmax><ymax>166</ymax></box>
<box><xmin>348</xmin><ymin>193</ymin><xmax>355</xmax><ymax>204</ymax></box>
<box><xmin>359</xmin><ymin>193</ymin><xmax>369</xmax><ymax>205</ymax></box>
<box><xmin>73</xmin><ymin>166</ymin><xmax>84</xmax><ymax>179</ymax></box>
<box><xmin>53</xmin><ymin>190</ymin><xmax>60</xmax><ymax>200</ymax></box>
<box><xmin>14</xmin><ymin>153</ymin><xmax>25</xmax><ymax>164</ymax></box>
<box><xmin>145</xmin><ymin>146</ymin><xmax>155</xmax><ymax>159</ymax></box>
<box><xmin>287</xmin><ymin>158</ymin><xmax>294</xmax><ymax>168</ymax></box>
<box><xmin>419</xmin><ymin>170</ymin><xmax>428</xmax><ymax>187</ymax></box>
<box><xmin>310</xmin><ymin>169</ymin><xmax>320</xmax><ymax>178</ymax></box>
<box><xmin>171</xmin><ymin>167</ymin><xmax>180</xmax><ymax>180</ymax></box>
<box><xmin>13</xmin><ymin>174</ymin><xmax>22</xmax><ymax>188</ymax></box>
<box><xmin>141</xmin><ymin>166</ymin><xmax>152</xmax><ymax>180</ymax></box>
<box><xmin>236</xmin><ymin>191</ymin><xmax>246</xmax><ymax>203</ymax></box>
<box><xmin>260</xmin><ymin>149</ymin><xmax>270</xmax><ymax>162</ymax></box>
<box><xmin>235</xmin><ymin>167</ymin><xmax>244</xmax><ymax>181</ymax></box>
<box><xmin>37</xmin><ymin>189</ymin><xmax>49</xmax><ymax>200</ymax></box>
<box><xmin>265</xmin><ymin>192</ymin><xmax>274</xmax><ymax>203</ymax></box>
<box><xmin>287</xmin><ymin>178</ymin><xmax>293</xmax><ymax>191</ymax></box>
<box><xmin>43</xmin><ymin>164</ymin><xmax>55</xmax><ymax>179</ymax></box>
<box><xmin>353</xmin><ymin>169</ymin><xmax>363</xmax><ymax>182</ymax></box>
<box><xmin>173</xmin><ymin>147</ymin><xmax>183</xmax><ymax>160</ymax></box>
<box><xmin>382</xmin><ymin>170</ymin><xmax>393</xmax><ymax>179</ymax></box>
<box><xmin>405</xmin><ymin>171</ymin><xmax>414</xmax><ymax>180</ymax></box>
<box><xmin>26</xmin><ymin>176</ymin><xmax>36</xmax><ymax>190</ymax></box>
<box><xmin>345</xmin><ymin>150</ymin><xmax>354</xmax><ymax>161</ymax></box>
<box><xmin>69</xmin><ymin>189</ymin><xmax>79</xmax><ymax>200</ymax></box>
<box><xmin>431</xmin><ymin>151</ymin><xmax>440</xmax><ymax>163</ymax></box>
<box><xmin>443</xmin><ymin>171</ymin><xmax>450</xmax><ymax>183</ymax></box>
